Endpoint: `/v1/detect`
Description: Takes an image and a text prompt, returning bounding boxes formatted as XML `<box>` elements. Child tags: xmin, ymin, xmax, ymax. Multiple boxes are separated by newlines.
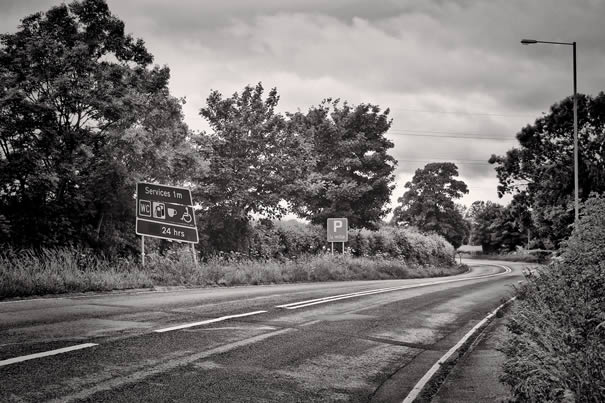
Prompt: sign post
<box><xmin>327</xmin><ymin>218</ymin><xmax>348</xmax><ymax>255</ymax></box>
<box><xmin>136</xmin><ymin>183</ymin><xmax>199</xmax><ymax>265</ymax></box>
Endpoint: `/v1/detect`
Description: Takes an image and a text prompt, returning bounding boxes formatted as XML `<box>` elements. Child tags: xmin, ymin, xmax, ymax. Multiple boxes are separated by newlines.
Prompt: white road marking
<box><xmin>154</xmin><ymin>310</ymin><xmax>268</xmax><ymax>333</ymax></box>
<box><xmin>402</xmin><ymin>292</ymin><xmax>516</xmax><ymax>403</ymax></box>
<box><xmin>0</xmin><ymin>297</ymin><xmax>67</xmax><ymax>305</ymax></box>
<box><xmin>278</xmin><ymin>265</ymin><xmax>512</xmax><ymax>309</ymax></box>
<box><xmin>0</xmin><ymin>343</ymin><xmax>98</xmax><ymax>367</ymax></box>
<box><xmin>47</xmin><ymin>328</ymin><xmax>293</xmax><ymax>403</ymax></box>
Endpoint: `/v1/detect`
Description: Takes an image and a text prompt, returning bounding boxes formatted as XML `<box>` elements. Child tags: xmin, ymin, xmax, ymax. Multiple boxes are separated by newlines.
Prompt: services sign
<box><xmin>327</xmin><ymin>218</ymin><xmax>348</xmax><ymax>242</ymax></box>
<box><xmin>136</xmin><ymin>182</ymin><xmax>198</xmax><ymax>243</ymax></box>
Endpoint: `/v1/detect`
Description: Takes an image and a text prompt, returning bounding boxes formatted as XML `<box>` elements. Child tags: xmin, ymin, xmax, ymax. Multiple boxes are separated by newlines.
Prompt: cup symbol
<box><xmin>167</xmin><ymin>208</ymin><xmax>177</xmax><ymax>218</ymax></box>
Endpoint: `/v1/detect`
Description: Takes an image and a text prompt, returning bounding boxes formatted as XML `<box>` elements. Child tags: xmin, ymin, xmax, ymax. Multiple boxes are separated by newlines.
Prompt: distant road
<box><xmin>0</xmin><ymin>259</ymin><xmax>525</xmax><ymax>402</ymax></box>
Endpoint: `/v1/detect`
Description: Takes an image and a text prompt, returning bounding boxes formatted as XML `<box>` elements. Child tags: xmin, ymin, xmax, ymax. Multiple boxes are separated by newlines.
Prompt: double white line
<box><xmin>276</xmin><ymin>265</ymin><xmax>512</xmax><ymax>310</ymax></box>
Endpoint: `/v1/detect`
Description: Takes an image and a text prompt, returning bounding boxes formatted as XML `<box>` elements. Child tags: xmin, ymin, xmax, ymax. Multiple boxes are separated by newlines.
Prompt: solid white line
<box><xmin>0</xmin><ymin>297</ymin><xmax>67</xmax><ymax>305</ymax></box>
<box><xmin>402</xmin><ymin>293</ymin><xmax>517</xmax><ymax>403</ymax></box>
<box><xmin>154</xmin><ymin>310</ymin><xmax>268</xmax><ymax>333</ymax></box>
<box><xmin>0</xmin><ymin>343</ymin><xmax>98</xmax><ymax>367</ymax></box>
<box><xmin>275</xmin><ymin>286</ymin><xmax>405</xmax><ymax>308</ymax></box>
<box><xmin>278</xmin><ymin>265</ymin><xmax>512</xmax><ymax>310</ymax></box>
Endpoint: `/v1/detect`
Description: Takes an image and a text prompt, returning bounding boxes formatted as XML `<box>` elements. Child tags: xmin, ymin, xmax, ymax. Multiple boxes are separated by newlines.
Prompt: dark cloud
<box><xmin>2</xmin><ymin>0</ymin><xmax>603</xmax><ymax>207</ymax></box>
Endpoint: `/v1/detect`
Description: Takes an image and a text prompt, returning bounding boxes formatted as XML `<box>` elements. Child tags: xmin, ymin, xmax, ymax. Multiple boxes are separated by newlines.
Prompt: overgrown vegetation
<box><xmin>500</xmin><ymin>194</ymin><xmax>605</xmax><ymax>402</ymax></box>
<box><xmin>1</xmin><ymin>224</ymin><xmax>461</xmax><ymax>299</ymax></box>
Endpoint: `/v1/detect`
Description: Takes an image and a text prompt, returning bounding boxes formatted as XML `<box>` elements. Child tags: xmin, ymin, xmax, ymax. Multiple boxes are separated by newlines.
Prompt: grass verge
<box><xmin>0</xmin><ymin>247</ymin><xmax>465</xmax><ymax>299</ymax></box>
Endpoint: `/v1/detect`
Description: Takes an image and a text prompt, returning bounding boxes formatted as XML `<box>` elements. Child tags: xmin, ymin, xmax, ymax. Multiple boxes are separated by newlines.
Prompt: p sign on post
<box><xmin>327</xmin><ymin>218</ymin><xmax>348</xmax><ymax>255</ymax></box>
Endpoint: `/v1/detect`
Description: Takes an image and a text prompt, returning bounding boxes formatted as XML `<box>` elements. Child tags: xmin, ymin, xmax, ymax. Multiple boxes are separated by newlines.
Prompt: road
<box><xmin>0</xmin><ymin>259</ymin><xmax>524</xmax><ymax>402</ymax></box>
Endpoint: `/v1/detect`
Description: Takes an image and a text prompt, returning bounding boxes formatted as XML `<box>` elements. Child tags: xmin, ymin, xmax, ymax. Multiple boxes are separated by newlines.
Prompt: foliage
<box><xmin>467</xmin><ymin>200</ymin><xmax>527</xmax><ymax>253</ymax></box>
<box><xmin>0</xmin><ymin>0</ymin><xmax>200</xmax><ymax>254</ymax></box>
<box><xmin>1</xmin><ymin>244</ymin><xmax>463</xmax><ymax>299</ymax></box>
<box><xmin>391</xmin><ymin>162</ymin><xmax>469</xmax><ymax>248</ymax></box>
<box><xmin>288</xmin><ymin>100</ymin><xmax>396</xmax><ymax>229</ymax></box>
<box><xmin>490</xmin><ymin>92</ymin><xmax>605</xmax><ymax>248</ymax></box>
<box><xmin>501</xmin><ymin>194</ymin><xmax>605</xmax><ymax>402</ymax></box>
<box><xmin>195</xmin><ymin>83</ymin><xmax>305</xmax><ymax>252</ymax></box>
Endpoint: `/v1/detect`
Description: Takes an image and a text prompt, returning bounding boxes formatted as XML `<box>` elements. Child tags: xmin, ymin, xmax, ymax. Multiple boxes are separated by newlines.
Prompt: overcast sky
<box><xmin>2</xmin><ymin>0</ymin><xmax>605</xmax><ymax>214</ymax></box>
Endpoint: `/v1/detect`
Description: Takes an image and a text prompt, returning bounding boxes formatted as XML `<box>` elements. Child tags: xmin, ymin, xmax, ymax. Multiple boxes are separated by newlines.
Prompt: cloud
<box><xmin>2</xmin><ymin>0</ymin><xmax>604</xmax><ymax>209</ymax></box>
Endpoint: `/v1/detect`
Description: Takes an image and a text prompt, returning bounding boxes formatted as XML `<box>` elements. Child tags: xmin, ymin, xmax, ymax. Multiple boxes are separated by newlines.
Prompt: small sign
<box><xmin>136</xmin><ymin>182</ymin><xmax>198</xmax><ymax>243</ymax></box>
<box><xmin>327</xmin><ymin>218</ymin><xmax>348</xmax><ymax>242</ymax></box>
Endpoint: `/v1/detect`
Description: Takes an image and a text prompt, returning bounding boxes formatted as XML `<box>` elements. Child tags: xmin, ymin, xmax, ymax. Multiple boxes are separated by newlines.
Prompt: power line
<box><xmin>387</xmin><ymin>129</ymin><xmax>516</xmax><ymax>141</ymax></box>
<box><xmin>389</xmin><ymin>107</ymin><xmax>535</xmax><ymax>118</ymax></box>
<box><xmin>387</xmin><ymin>131</ymin><xmax>516</xmax><ymax>141</ymax></box>
<box><xmin>396</xmin><ymin>158</ymin><xmax>492</xmax><ymax>165</ymax></box>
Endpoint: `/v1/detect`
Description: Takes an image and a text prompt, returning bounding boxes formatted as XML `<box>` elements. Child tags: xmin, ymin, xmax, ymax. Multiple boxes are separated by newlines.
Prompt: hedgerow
<box><xmin>500</xmin><ymin>194</ymin><xmax>605</xmax><ymax>402</ymax></box>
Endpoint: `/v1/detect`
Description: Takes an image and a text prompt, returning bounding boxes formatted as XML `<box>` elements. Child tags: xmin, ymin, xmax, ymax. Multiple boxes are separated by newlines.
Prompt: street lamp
<box><xmin>521</xmin><ymin>38</ymin><xmax>579</xmax><ymax>227</ymax></box>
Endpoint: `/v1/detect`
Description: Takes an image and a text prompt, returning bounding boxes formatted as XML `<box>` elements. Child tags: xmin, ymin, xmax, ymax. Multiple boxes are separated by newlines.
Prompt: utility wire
<box><xmin>389</xmin><ymin>107</ymin><xmax>535</xmax><ymax>117</ymax></box>
<box><xmin>396</xmin><ymin>159</ymin><xmax>492</xmax><ymax>165</ymax></box>
<box><xmin>388</xmin><ymin>132</ymin><xmax>515</xmax><ymax>141</ymax></box>
<box><xmin>387</xmin><ymin>129</ymin><xmax>516</xmax><ymax>141</ymax></box>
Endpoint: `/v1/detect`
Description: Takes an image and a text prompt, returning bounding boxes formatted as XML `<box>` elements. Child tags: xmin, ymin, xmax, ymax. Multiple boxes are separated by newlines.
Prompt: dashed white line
<box><xmin>278</xmin><ymin>265</ymin><xmax>512</xmax><ymax>310</ymax></box>
<box><xmin>153</xmin><ymin>310</ymin><xmax>268</xmax><ymax>333</ymax></box>
<box><xmin>0</xmin><ymin>343</ymin><xmax>98</xmax><ymax>367</ymax></box>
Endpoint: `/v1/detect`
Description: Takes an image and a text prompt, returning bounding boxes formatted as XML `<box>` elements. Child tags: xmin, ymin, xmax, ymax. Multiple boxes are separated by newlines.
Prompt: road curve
<box><xmin>0</xmin><ymin>259</ymin><xmax>525</xmax><ymax>402</ymax></box>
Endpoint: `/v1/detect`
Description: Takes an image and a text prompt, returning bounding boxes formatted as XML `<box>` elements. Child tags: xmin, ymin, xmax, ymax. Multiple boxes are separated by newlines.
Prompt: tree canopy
<box><xmin>288</xmin><ymin>100</ymin><xmax>396</xmax><ymax>229</ymax></box>
<box><xmin>0</xmin><ymin>0</ymin><xmax>200</xmax><ymax>252</ymax></box>
<box><xmin>489</xmin><ymin>92</ymin><xmax>605</xmax><ymax>248</ymax></box>
<box><xmin>392</xmin><ymin>162</ymin><xmax>469</xmax><ymax>248</ymax></box>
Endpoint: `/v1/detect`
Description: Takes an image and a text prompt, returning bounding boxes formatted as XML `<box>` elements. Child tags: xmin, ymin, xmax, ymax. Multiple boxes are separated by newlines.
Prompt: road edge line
<box><xmin>402</xmin><ymin>291</ymin><xmax>516</xmax><ymax>403</ymax></box>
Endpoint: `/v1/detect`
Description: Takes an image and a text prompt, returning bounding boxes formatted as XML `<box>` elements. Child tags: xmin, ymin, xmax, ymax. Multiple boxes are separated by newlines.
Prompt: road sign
<box><xmin>136</xmin><ymin>182</ymin><xmax>198</xmax><ymax>243</ymax></box>
<box><xmin>327</xmin><ymin>218</ymin><xmax>348</xmax><ymax>242</ymax></box>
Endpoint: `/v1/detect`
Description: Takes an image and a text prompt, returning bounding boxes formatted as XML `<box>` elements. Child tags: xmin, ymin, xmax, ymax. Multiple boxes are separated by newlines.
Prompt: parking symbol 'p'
<box><xmin>334</xmin><ymin>221</ymin><xmax>343</xmax><ymax>230</ymax></box>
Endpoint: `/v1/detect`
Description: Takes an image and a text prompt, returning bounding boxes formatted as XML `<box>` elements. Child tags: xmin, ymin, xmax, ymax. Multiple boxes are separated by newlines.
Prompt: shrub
<box><xmin>501</xmin><ymin>194</ymin><xmax>605</xmax><ymax>402</ymax></box>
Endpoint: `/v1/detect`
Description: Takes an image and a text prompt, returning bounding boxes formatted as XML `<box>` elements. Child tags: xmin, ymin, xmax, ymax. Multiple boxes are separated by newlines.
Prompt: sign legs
<box><xmin>141</xmin><ymin>235</ymin><xmax>145</xmax><ymax>266</ymax></box>
<box><xmin>191</xmin><ymin>243</ymin><xmax>198</xmax><ymax>267</ymax></box>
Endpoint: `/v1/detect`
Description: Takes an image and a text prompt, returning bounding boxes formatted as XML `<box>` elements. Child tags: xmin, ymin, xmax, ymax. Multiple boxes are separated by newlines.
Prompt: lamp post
<box><xmin>521</xmin><ymin>39</ymin><xmax>579</xmax><ymax>227</ymax></box>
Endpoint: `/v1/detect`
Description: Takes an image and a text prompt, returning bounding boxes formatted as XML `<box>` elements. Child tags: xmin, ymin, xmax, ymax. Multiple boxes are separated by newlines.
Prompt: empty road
<box><xmin>0</xmin><ymin>259</ymin><xmax>524</xmax><ymax>402</ymax></box>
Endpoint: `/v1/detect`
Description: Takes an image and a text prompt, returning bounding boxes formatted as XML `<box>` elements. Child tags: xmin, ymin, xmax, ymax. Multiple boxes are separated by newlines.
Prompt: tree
<box><xmin>195</xmin><ymin>83</ymin><xmax>305</xmax><ymax>252</ymax></box>
<box><xmin>490</xmin><ymin>92</ymin><xmax>605</xmax><ymax>248</ymax></box>
<box><xmin>391</xmin><ymin>162</ymin><xmax>468</xmax><ymax>248</ymax></box>
<box><xmin>288</xmin><ymin>100</ymin><xmax>396</xmax><ymax>229</ymax></box>
<box><xmin>468</xmin><ymin>197</ymin><xmax>532</xmax><ymax>254</ymax></box>
<box><xmin>0</xmin><ymin>0</ymin><xmax>199</xmax><ymax>253</ymax></box>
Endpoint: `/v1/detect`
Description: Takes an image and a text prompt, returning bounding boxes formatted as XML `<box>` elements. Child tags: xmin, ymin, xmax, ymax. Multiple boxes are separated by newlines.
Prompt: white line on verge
<box><xmin>154</xmin><ymin>310</ymin><xmax>268</xmax><ymax>333</ymax></box>
<box><xmin>278</xmin><ymin>265</ymin><xmax>512</xmax><ymax>310</ymax></box>
<box><xmin>0</xmin><ymin>343</ymin><xmax>98</xmax><ymax>367</ymax></box>
<box><xmin>402</xmin><ymin>293</ymin><xmax>517</xmax><ymax>403</ymax></box>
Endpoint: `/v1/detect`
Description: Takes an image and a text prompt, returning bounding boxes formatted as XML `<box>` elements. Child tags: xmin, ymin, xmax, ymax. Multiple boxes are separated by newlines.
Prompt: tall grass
<box><xmin>500</xmin><ymin>194</ymin><xmax>605</xmax><ymax>402</ymax></box>
<box><xmin>1</xmin><ymin>247</ymin><xmax>465</xmax><ymax>299</ymax></box>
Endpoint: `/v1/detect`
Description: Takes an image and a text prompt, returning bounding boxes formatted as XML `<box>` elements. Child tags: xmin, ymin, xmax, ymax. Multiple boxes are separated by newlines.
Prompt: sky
<box><xmin>2</xmin><ymin>0</ymin><xmax>605</xmax><ymax>217</ymax></box>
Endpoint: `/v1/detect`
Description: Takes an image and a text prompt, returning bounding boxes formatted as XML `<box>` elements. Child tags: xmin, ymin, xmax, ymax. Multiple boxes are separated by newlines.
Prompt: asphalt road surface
<box><xmin>0</xmin><ymin>259</ymin><xmax>525</xmax><ymax>402</ymax></box>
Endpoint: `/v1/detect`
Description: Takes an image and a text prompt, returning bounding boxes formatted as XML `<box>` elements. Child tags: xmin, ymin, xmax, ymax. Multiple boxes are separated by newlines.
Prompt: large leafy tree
<box><xmin>0</xmin><ymin>0</ymin><xmax>198</xmax><ymax>252</ymax></box>
<box><xmin>288</xmin><ymin>100</ymin><xmax>396</xmax><ymax>229</ymax></box>
<box><xmin>391</xmin><ymin>162</ymin><xmax>468</xmax><ymax>248</ymax></box>
<box><xmin>196</xmin><ymin>83</ymin><xmax>306</xmax><ymax>252</ymax></box>
<box><xmin>489</xmin><ymin>92</ymin><xmax>605</xmax><ymax>248</ymax></box>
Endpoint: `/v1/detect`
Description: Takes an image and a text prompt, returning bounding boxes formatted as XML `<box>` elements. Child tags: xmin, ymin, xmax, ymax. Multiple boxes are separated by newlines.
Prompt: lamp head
<box><xmin>521</xmin><ymin>39</ymin><xmax>538</xmax><ymax>45</ymax></box>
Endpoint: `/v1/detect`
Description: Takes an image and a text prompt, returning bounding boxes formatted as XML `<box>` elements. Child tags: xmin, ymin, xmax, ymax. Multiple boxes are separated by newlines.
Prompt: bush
<box><xmin>501</xmin><ymin>194</ymin><xmax>605</xmax><ymax>402</ymax></box>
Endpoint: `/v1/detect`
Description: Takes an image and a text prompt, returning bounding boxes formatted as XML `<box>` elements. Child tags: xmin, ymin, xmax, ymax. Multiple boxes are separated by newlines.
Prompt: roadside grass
<box><xmin>500</xmin><ymin>195</ymin><xmax>605</xmax><ymax>402</ymax></box>
<box><xmin>0</xmin><ymin>247</ymin><xmax>465</xmax><ymax>299</ymax></box>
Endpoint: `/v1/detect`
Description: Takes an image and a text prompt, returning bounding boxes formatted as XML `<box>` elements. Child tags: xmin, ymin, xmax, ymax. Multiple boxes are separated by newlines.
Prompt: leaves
<box><xmin>490</xmin><ymin>92</ymin><xmax>605</xmax><ymax>247</ymax></box>
<box><xmin>391</xmin><ymin>162</ymin><xmax>469</xmax><ymax>248</ymax></box>
<box><xmin>288</xmin><ymin>100</ymin><xmax>396</xmax><ymax>229</ymax></box>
